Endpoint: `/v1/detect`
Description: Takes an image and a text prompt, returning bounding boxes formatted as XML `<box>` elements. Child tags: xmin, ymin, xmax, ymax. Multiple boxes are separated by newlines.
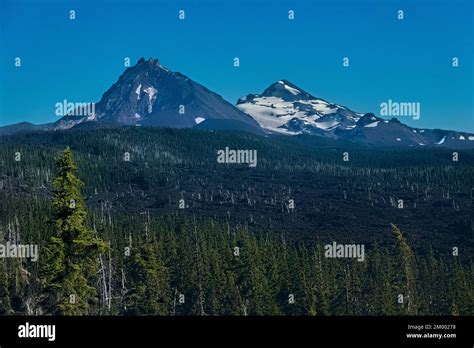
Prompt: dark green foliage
<box><xmin>0</xmin><ymin>207</ymin><xmax>472</xmax><ymax>316</ymax></box>
<box><xmin>0</xmin><ymin>259</ymin><xmax>12</xmax><ymax>314</ymax></box>
<box><xmin>123</xmin><ymin>241</ymin><xmax>170</xmax><ymax>315</ymax></box>
<box><xmin>0</xmin><ymin>128</ymin><xmax>472</xmax><ymax>316</ymax></box>
<box><xmin>0</xmin><ymin>127</ymin><xmax>472</xmax><ymax>254</ymax></box>
<box><xmin>41</xmin><ymin>148</ymin><xmax>107</xmax><ymax>315</ymax></box>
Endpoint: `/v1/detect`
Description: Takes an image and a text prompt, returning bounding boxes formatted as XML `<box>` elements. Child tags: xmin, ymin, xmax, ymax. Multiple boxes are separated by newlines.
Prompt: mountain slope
<box><xmin>0</xmin><ymin>122</ymin><xmax>47</xmax><ymax>136</ymax></box>
<box><xmin>1</xmin><ymin>63</ymin><xmax>473</xmax><ymax>148</ymax></box>
<box><xmin>237</xmin><ymin>80</ymin><xmax>362</xmax><ymax>135</ymax></box>
<box><xmin>82</xmin><ymin>58</ymin><xmax>261</xmax><ymax>132</ymax></box>
<box><xmin>237</xmin><ymin>80</ymin><xmax>474</xmax><ymax>148</ymax></box>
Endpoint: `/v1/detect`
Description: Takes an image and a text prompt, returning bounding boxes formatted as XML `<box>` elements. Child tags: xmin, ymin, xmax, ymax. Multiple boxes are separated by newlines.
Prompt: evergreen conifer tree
<box><xmin>123</xmin><ymin>241</ymin><xmax>170</xmax><ymax>315</ymax></box>
<box><xmin>42</xmin><ymin>147</ymin><xmax>107</xmax><ymax>315</ymax></box>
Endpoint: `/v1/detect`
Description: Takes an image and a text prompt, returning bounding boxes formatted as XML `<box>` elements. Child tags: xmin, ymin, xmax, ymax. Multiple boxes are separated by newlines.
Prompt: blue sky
<box><xmin>1</xmin><ymin>0</ymin><xmax>473</xmax><ymax>132</ymax></box>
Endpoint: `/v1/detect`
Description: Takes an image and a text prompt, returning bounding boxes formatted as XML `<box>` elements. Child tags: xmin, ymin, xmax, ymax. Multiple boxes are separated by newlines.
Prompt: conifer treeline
<box><xmin>0</xmin><ymin>131</ymin><xmax>472</xmax><ymax>316</ymax></box>
<box><xmin>0</xmin><ymin>206</ymin><xmax>472</xmax><ymax>315</ymax></box>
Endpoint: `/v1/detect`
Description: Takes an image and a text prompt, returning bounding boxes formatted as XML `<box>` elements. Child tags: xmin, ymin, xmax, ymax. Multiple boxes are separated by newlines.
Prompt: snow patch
<box><xmin>436</xmin><ymin>136</ymin><xmax>446</xmax><ymax>145</ymax></box>
<box><xmin>364</xmin><ymin>121</ymin><xmax>379</xmax><ymax>128</ymax></box>
<box><xmin>284</xmin><ymin>84</ymin><xmax>300</xmax><ymax>95</ymax></box>
<box><xmin>315</xmin><ymin>120</ymin><xmax>340</xmax><ymax>130</ymax></box>
<box><xmin>143</xmin><ymin>86</ymin><xmax>158</xmax><ymax>113</ymax></box>
<box><xmin>143</xmin><ymin>86</ymin><xmax>157</xmax><ymax>102</ymax></box>
<box><xmin>276</xmin><ymin>80</ymin><xmax>301</xmax><ymax>95</ymax></box>
<box><xmin>237</xmin><ymin>91</ymin><xmax>360</xmax><ymax>134</ymax></box>
<box><xmin>135</xmin><ymin>84</ymin><xmax>142</xmax><ymax>100</ymax></box>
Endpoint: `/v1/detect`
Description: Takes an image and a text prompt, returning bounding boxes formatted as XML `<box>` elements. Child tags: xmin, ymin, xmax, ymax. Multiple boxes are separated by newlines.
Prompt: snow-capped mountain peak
<box><xmin>236</xmin><ymin>80</ymin><xmax>361</xmax><ymax>135</ymax></box>
<box><xmin>236</xmin><ymin>81</ymin><xmax>474</xmax><ymax>148</ymax></box>
<box><xmin>260</xmin><ymin>80</ymin><xmax>310</xmax><ymax>100</ymax></box>
<box><xmin>52</xmin><ymin>57</ymin><xmax>262</xmax><ymax>132</ymax></box>
<box><xmin>2</xmin><ymin>64</ymin><xmax>472</xmax><ymax>148</ymax></box>
<box><xmin>237</xmin><ymin>80</ymin><xmax>474</xmax><ymax>148</ymax></box>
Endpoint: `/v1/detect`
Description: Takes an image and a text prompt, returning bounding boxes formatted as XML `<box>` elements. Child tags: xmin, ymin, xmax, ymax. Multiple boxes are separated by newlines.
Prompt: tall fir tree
<box><xmin>123</xmin><ymin>241</ymin><xmax>170</xmax><ymax>315</ymax></box>
<box><xmin>41</xmin><ymin>147</ymin><xmax>107</xmax><ymax>315</ymax></box>
<box><xmin>391</xmin><ymin>223</ymin><xmax>418</xmax><ymax>315</ymax></box>
<box><xmin>0</xmin><ymin>259</ymin><xmax>12</xmax><ymax>314</ymax></box>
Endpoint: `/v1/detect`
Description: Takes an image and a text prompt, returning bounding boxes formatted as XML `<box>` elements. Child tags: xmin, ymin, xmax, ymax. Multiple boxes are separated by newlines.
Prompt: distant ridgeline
<box><xmin>1</xmin><ymin>58</ymin><xmax>474</xmax><ymax>149</ymax></box>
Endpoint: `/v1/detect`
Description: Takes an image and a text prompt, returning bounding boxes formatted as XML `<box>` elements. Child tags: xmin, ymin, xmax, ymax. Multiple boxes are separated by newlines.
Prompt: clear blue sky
<box><xmin>1</xmin><ymin>0</ymin><xmax>473</xmax><ymax>132</ymax></box>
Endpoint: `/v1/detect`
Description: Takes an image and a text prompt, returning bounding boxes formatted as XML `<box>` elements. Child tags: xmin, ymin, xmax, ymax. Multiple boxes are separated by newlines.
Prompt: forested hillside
<box><xmin>0</xmin><ymin>127</ymin><xmax>472</xmax><ymax>315</ymax></box>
